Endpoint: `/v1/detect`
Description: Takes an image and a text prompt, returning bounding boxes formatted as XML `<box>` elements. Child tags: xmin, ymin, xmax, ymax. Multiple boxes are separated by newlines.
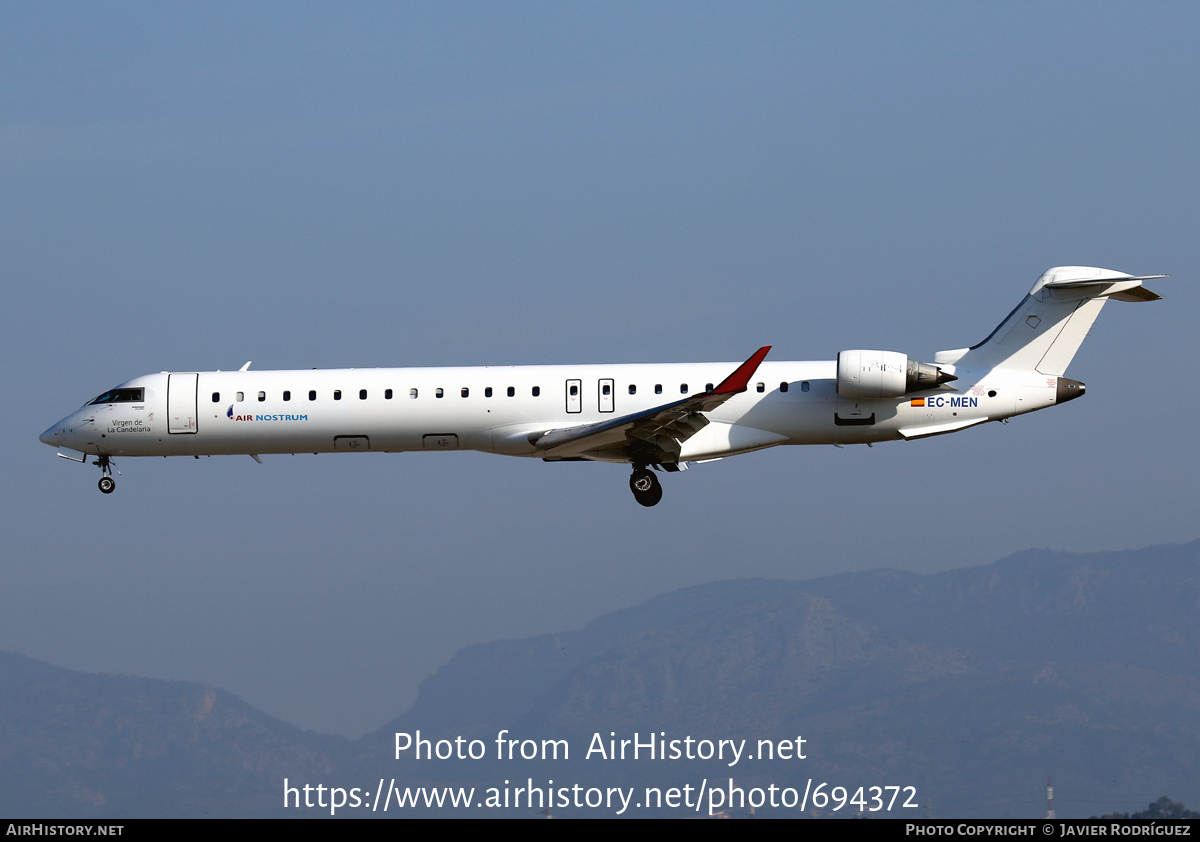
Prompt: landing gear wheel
<box><xmin>93</xmin><ymin>455</ymin><xmax>118</xmax><ymax>493</ymax></box>
<box><xmin>629</xmin><ymin>468</ymin><xmax>663</xmax><ymax>507</ymax></box>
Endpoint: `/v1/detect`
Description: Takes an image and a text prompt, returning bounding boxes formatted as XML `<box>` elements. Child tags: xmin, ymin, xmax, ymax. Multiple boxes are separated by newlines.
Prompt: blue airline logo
<box><xmin>226</xmin><ymin>404</ymin><xmax>308</xmax><ymax>422</ymax></box>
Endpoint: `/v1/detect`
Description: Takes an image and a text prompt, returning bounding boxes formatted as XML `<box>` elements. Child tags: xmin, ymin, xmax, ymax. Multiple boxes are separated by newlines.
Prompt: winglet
<box><xmin>711</xmin><ymin>346</ymin><xmax>771</xmax><ymax>395</ymax></box>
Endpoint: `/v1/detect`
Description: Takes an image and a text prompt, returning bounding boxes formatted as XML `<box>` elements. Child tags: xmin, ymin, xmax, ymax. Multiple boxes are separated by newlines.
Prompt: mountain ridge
<box><xmin>4</xmin><ymin>539</ymin><xmax>1199</xmax><ymax>817</ymax></box>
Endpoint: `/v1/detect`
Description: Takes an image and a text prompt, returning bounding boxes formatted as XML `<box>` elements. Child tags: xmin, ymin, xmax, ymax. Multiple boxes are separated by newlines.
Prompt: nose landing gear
<box><xmin>93</xmin><ymin>455</ymin><xmax>118</xmax><ymax>494</ymax></box>
<box><xmin>629</xmin><ymin>467</ymin><xmax>663</xmax><ymax>507</ymax></box>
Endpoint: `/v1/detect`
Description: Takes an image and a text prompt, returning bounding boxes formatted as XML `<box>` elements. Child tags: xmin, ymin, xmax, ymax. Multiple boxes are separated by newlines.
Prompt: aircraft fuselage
<box><xmin>42</xmin><ymin>360</ymin><xmax>1048</xmax><ymax>461</ymax></box>
<box><xmin>39</xmin><ymin>266</ymin><xmax>1161</xmax><ymax>504</ymax></box>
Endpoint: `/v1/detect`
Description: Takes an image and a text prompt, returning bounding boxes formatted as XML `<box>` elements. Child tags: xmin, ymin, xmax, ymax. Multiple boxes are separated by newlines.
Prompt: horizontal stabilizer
<box><xmin>1108</xmin><ymin>285</ymin><xmax>1163</xmax><ymax>303</ymax></box>
<box><xmin>1042</xmin><ymin>271</ymin><xmax>1167</xmax><ymax>288</ymax></box>
<box><xmin>1039</xmin><ymin>267</ymin><xmax>1166</xmax><ymax>303</ymax></box>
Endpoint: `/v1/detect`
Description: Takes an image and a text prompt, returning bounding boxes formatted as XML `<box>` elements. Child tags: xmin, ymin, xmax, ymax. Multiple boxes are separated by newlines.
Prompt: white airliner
<box><xmin>41</xmin><ymin>266</ymin><xmax>1163</xmax><ymax>506</ymax></box>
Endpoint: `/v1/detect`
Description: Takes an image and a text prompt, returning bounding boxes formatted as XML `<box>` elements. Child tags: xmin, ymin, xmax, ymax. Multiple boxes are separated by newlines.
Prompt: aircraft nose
<box><xmin>39</xmin><ymin>423</ymin><xmax>61</xmax><ymax>447</ymax></box>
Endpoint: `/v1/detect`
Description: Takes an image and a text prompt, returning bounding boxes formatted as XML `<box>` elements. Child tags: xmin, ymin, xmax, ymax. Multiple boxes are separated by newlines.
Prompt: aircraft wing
<box><xmin>529</xmin><ymin>346</ymin><xmax>771</xmax><ymax>465</ymax></box>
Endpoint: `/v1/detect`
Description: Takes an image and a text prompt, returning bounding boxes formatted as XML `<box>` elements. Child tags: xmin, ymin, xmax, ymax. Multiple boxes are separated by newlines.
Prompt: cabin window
<box><xmin>385</xmin><ymin>389</ymin><xmax>393</xmax><ymax>399</ymax></box>
<box><xmin>89</xmin><ymin>388</ymin><xmax>146</xmax><ymax>405</ymax></box>
<box><xmin>461</xmin><ymin>387</ymin><xmax>469</xmax><ymax>398</ymax></box>
<box><xmin>532</xmin><ymin>386</ymin><xmax>540</xmax><ymax>397</ymax></box>
<box><xmin>359</xmin><ymin>389</ymin><xmax>367</xmax><ymax>400</ymax></box>
<box><xmin>212</xmin><ymin>392</ymin><xmax>220</xmax><ymax>403</ymax></box>
<box><xmin>485</xmin><ymin>387</ymin><xmax>493</xmax><ymax>398</ymax></box>
<box><xmin>507</xmin><ymin>386</ymin><xmax>515</xmax><ymax>397</ymax></box>
<box><xmin>655</xmin><ymin>384</ymin><xmax>662</xmax><ymax>395</ymax></box>
<box><xmin>628</xmin><ymin>384</ymin><xmax>636</xmax><ymax>395</ymax></box>
<box><xmin>602</xmin><ymin>384</ymin><xmax>611</xmax><ymax>396</ymax></box>
<box><xmin>283</xmin><ymin>391</ymin><xmax>291</xmax><ymax>401</ymax></box>
<box><xmin>409</xmin><ymin>388</ymin><xmax>418</xmax><ymax>399</ymax></box>
<box><xmin>801</xmin><ymin>381</ymin><xmax>810</xmax><ymax>392</ymax></box>
<box><xmin>756</xmin><ymin>382</ymin><xmax>765</xmax><ymax>393</ymax></box>
<box><xmin>569</xmin><ymin>384</ymin><xmax>578</xmax><ymax>396</ymax></box>
<box><xmin>236</xmin><ymin>391</ymin><xmax>244</xmax><ymax>402</ymax></box>
<box><xmin>780</xmin><ymin>382</ymin><xmax>789</xmax><ymax>393</ymax></box>
<box><xmin>680</xmin><ymin>384</ymin><xmax>688</xmax><ymax>394</ymax></box>
<box><xmin>309</xmin><ymin>390</ymin><xmax>317</xmax><ymax>401</ymax></box>
<box><xmin>334</xmin><ymin>390</ymin><xmax>342</xmax><ymax>401</ymax></box>
<box><xmin>258</xmin><ymin>391</ymin><xmax>266</xmax><ymax>402</ymax></box>
<box><xmin>436</xmin><ymin>388</ymin><xmax>444</xmax><ymax>398</ymax></box>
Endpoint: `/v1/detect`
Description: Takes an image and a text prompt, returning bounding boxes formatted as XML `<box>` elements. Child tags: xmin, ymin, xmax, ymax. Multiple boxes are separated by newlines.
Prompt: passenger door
<box><xmin>167</xmin><ymin>373</ymin><xmax>198</xmax><ymax>434</ymax></box>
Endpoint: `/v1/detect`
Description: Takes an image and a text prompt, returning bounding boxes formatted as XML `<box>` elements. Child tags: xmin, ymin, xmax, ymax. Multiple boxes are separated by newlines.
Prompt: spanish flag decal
<box><xmin>910</xmin><ymin>398</ymin><xmax>925</xmax><ymax>407</ymax></box>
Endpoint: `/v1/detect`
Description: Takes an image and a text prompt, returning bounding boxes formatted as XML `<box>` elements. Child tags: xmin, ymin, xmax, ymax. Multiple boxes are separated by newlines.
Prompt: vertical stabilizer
<box><xmin>934</xmin><ymin>267</ymin><xmax>1164</xmax><ymax>376</ymax></box>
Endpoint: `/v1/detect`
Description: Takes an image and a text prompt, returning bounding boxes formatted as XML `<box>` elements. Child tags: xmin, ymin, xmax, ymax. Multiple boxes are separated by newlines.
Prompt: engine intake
<box><xmin>836</xmin><ymin>350</ymin><xmax>957</xmax><ymax>399</ymax></box>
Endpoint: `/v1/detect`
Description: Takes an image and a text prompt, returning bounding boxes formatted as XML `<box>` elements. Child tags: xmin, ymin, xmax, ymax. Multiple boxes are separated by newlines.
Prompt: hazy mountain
<box><xmin>5</xmin><ymin>540</ymin><xmax>1199</xmax><ymax>817</ymax></box>
<box><xmin>373</xmin><ymin>540</ymin><xmax>1200</xmax><ymax>817</ymax></box>
<box><xmin>0</xmin><ymin>652</ymin><xmax>349</xmax><ymax>817</ymax></box>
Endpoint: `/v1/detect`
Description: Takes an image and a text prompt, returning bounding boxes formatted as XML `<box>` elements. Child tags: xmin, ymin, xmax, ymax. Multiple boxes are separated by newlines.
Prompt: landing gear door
<box><xmin>566</xmin><ymin>379</ymin><xmax>582</xmax><ymax>413</ymax></box>
<box><xmin>167</xmin><ymin>373</ymin><xmax>198</xmax><ymax>434</ymax></box>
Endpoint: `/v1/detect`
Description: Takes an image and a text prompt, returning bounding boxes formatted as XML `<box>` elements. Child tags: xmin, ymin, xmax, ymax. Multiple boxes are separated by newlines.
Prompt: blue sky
<box><xmin>3</xmin><ymin>2</ymin><xmax>1198</xmax><ymax>737</ymax></box>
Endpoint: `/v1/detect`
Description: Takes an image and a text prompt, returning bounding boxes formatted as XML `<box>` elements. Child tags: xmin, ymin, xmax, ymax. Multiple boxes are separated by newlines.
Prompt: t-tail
<box><xmin>934</xmin><ymin>266</ymin><xmax>1166</xmax><ymax>380</ymax></box>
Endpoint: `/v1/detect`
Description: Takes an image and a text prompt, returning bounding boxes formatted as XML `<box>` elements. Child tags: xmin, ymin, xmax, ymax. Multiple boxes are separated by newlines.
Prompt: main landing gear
<box><xmin>93</xmin><ymin>455</ymin><xmax>117</xmax><ymax>494</ymax></box>
<box><xmin>629</xmin><ymin>467</ymin><xmax>663</xmax><ymax>507</ymax></box>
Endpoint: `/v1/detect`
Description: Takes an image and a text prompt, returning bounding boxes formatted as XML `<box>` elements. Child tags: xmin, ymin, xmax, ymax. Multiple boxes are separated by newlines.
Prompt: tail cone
<box><xmin>1056</xmin><ymin>378</ymin><xmax>1086</xmax><ymax>404</ymax></box>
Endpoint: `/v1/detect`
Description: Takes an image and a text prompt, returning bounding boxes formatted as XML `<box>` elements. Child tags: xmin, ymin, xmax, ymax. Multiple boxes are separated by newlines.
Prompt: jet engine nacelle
<box><xmin>836</xmin><ymin>350</ymin><xmax>956</xmax><ymax>399</ymax></box>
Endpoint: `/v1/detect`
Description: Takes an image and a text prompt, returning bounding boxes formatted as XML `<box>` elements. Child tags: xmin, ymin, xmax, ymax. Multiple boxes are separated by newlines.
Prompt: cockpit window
<box><xmin>88</xmin><ymin>388</ymin><xmax>144</xmax><ymax>405</ymax></box>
